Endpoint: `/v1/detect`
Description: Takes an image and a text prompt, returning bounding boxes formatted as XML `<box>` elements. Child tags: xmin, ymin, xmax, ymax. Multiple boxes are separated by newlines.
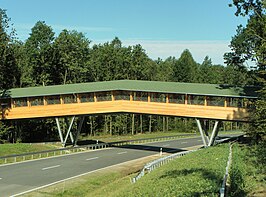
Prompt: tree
<box><xmin>53</xmin><ymin>30</ymin><xmax>92</xmax><ymax>84</ymax></box>
<box><xmin>89</xmin><ymin>37</ymin><xmax>156</xmax><ymax>82</ymax></box>
<box><xmin>173</xmin><ymin>49</ymin><xmax>199</xmax><ymax>83</ymax></box>
<box><xmin>24</xmin><ymin>21</ymin><xmax>55</xmax><ymax>86</ymax></box>
<box><xmin>0</xmin><ymin>9</ymin><xmax>18</xmax><ymax>89</ymax></box>
<box><xmin>227</xmin><ymin>0</ymin><xmax>266</xmax><ymax>85</ymax></box>
<box><xmin>227</xmin><ymin>0</ymin><xmax>266</xmax><ymax>142</ymax></box>
<box><xmin>154</xmin><ymin>57</ymin><xmax>174</xmax><ymax>81</ymax></box>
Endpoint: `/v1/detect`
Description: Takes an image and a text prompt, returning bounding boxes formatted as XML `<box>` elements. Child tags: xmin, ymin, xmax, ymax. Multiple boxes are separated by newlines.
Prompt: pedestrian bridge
<box><xmin>0</xmin><ymin>80</ymin><xmax>257</xmax><ymax>147</ymax></box>
<box><xmin>0</xmin><ymin>80</ymin><xmax>257</xmax><ymax>121</ymax></box>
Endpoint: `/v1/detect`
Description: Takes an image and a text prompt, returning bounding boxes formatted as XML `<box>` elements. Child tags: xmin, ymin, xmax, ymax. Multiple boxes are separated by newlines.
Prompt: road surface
<box><xmin>0</xmin><ymin>136</ymin><xmax>205</xmax><ymax>196</ymax></box>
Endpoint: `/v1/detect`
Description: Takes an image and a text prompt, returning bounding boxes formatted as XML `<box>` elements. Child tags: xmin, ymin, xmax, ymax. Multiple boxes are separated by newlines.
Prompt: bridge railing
<box><xmin>0</xmin><ymin>133</ymin><xmax>196</xmax><ymax>165</ymax></box>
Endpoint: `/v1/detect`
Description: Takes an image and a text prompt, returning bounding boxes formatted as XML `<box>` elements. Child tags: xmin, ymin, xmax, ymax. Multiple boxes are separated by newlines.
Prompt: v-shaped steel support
<box><xmin>56</xmin><ymin>116</ymin><xmax>76</xmax><ymax>147</ymax></box>
<box><xmin>196</xmin><ymin>119</ymin><xmax>220</xmax><ymax>147</ymax></box>
<box><xmin>74</xmin><ymin>116</ymin><xmax>85</xmax><ymax>146</ymax></box>
<box><xmin>56</xmin><ymin>116</ymin><xmax>85</xmax><ymax>147</ymax></box>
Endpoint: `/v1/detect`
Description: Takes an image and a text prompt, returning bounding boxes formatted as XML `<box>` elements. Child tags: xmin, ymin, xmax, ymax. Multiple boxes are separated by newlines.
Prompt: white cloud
<box><xmin>122</xmin><ymin>40</ymin><xmax>232</xmax><ymax>65</ymax></box>
<box><xmin>13</xmin><ymin>23</ymin><xmax>232</xmax><ymax>65</ymax></box>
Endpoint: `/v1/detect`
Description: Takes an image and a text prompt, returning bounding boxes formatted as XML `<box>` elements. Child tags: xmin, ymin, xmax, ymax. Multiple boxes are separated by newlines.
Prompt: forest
<box><xmin>0</xmin><ymin>0</ymin><xmax>265</xmax><ymax>144</ymax></box>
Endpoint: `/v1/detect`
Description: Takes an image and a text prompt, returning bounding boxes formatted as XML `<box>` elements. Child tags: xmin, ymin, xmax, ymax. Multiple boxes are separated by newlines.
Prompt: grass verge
<box><xmin>28</xmin><ymin>144</ymin><xmax>230</xmax><ymax>197</ymax></box>
<box><xmin>229</xmin><ymin>142</ymin><xmax>266</xmax><ymax>196</ymax></box>
<box><xmin>0</xmin><ymin>143</ymin><xmax>60</xmax><ymax>157</ymax></box>
<box><xmin>86</xmin><ymin>131</ymin><xmax>196</xmax><ymax>143</ymax></box>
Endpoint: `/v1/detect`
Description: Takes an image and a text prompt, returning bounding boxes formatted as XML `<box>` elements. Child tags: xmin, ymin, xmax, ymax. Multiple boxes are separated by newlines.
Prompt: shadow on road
<box><xmin>111</xmin><ymin>144</ymin><xmax>187</xmax><ymax>154</ymax></box>
<box><xmin>76</xmin><ymin>139</ymin><xmax>105</xmax><ymax>146</ymax></box>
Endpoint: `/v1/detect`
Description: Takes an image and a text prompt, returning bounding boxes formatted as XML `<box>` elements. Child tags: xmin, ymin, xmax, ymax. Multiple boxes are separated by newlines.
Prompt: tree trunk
<box><xmin>63</xmin><ymin>69</ymin><xmax>67</xmax><ymax>85</ymax></box>
<box><xmin>149</xmin><ymin>115</ymin><xmax>152</xmax><ymax>133</ymax></box>
<box><xmin>140</xmin><ymin>114</ymin><xmax>143</xmax><ymax>133</ymax></box>
<box><xmin>175</xmin><ymin>117</ymin><xmax>177</xmax><ymax>131</ymax></box>
<box><xmin>131</xmin><ymin>114</ymin><xmax>135</xmax><ymax>135</ymax></box>
<box><xmin>89</xmin><ymin>116</ymin><xmax>93</xmax><ymax>136</ymax></box>
<box><xmin>163</xmin><ymin>116</ymin><xmax>165</xmax><ymax>132</ymax></box>
<box><xmin>166</xmin><ymin>117</ymin><xmax>169</xmax><ymax>132</ymax></box>
<box><xmin>109</xmin><ymin>115</ymin><xmax>112</xmax><ymax>136</ymax></box>
<box><xmin>104</xmin><ymin>115</ymin><xmax>108</xmax><ymax>134</ymax></box>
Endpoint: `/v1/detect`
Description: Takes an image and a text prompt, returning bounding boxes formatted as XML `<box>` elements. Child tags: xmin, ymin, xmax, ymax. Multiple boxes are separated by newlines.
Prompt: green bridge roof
<box><xmin>1</xmin><ymin>80</ymin><xmax>258</xmax><ymax>99</ymax></box>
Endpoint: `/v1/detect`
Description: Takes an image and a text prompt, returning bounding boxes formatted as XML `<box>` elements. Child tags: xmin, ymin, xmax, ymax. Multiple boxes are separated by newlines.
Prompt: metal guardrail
<box><xmin>0</xmin><ymin>142</ymin><xmax>110</xmax><ymax>164</ymax></box>
<box><xmin>220</xmin><ymin>143</ymin><xmax>233</xmax><ymax>197</ymax></box>
<box><xmin>131</xmin><ymin>149</ymin><xmax>200</xmax><ymax>183</ymax></box>
<box><xmin>109</xmin><ymin>133</ymin><xmax>195</xmax><ymax>146</ymax></box>
<box><xmin>0</xmin><ymin>133</ymin><xmax>195</xmax><ymax>165</ymax></box>
<box><xmin>132</xmin><ymin>135</ymin><xmax>240</xmax><ymax>196</ymax></box>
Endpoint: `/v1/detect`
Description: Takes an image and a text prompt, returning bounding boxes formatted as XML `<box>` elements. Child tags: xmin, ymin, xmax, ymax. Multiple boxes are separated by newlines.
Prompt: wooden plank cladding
<box><xmin>2</xmin><ymin>97</ymin><xmax>250</xmax><ymax>121</ymax></box>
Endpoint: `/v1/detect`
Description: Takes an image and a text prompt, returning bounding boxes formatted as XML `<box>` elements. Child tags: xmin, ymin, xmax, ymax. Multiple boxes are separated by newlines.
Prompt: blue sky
<box><xmin>1</xmin><ymin>0</ymin><xmax>246</xmax><ymax>64</ymax></box>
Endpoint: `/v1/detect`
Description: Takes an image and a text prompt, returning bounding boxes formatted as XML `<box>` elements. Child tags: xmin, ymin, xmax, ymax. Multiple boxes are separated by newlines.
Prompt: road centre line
<box><xmin>0</xmin><ymin>137</ymin><xmax>201</xmax><ymax>168</ymax></box>
<box><xmin>86</xmin><ymin>157</ymin><xmax>99</xmax><ymax>161</ymax></box>
<box><xmin>181</xmin><ymin>142</ymin><xmax>188</xmax><ymax>144</ymax></box>
<box><xmin>117</xmin><ymin>151</ymin><xmax>127</xmax><ymax>155</ymax></box>
<box><xmin>10</xmin><ymin>137</ymin><xmax>207</xmax><ymax>197</ymax></box>
<box><xmin>42</xmin><ymin>165</ymin><xmax>61</xmax><ymax>171</ymax></box>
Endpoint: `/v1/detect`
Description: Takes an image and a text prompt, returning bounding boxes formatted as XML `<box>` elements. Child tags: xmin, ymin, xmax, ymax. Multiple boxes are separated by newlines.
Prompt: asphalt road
<box><xmin>0</xmin><ymin>136</ymin><xmax>204</xmax><ymax>196</ymax></box>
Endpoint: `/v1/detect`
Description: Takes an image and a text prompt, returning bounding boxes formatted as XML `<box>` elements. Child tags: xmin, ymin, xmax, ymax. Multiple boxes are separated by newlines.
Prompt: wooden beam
<box><xmin>77</xmin><ymin>94</ymin><xmax>81</xmax><ymax>103</ymax></box>
<box><xmin>2</xmin><ymin>100</ymin><xmax>250</xmax><ymax>121</ymax></box>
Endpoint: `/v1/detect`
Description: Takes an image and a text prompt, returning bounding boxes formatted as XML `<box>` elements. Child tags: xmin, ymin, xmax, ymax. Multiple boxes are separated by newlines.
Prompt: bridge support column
<box><xmin>208</xmin><ymin>121</ymin><xmax>220</xmax><ymax>146</ymax></box>
<box><xmin>196</xmin><ymin>119</ymin><xmax>208</xmax><ymax>147</ymax></box>
<box><xmin>196</xmin><ymin>119</ymin><xmax>220</xmax><ymax>147</ymax></box>
<box><xmin>74</xmin><ymin>116</ymin><xmax>85</xmax><ymax>146</ymax></box>
<box><xmin>55</xmin><ymin>116</ymin><xmax>85</xmax><ymax>147</ymax></box>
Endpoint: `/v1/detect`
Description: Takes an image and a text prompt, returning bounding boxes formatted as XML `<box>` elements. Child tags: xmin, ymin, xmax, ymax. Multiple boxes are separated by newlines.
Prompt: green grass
<box><xmin>0</xmin><ymin>143</ymin><xmax>60</xmax><ymax>157</ymax></box>
<box><xmin>87</xmin><ymin>131</ymin><xmax>196</xmax><ymax>143</ymax></box>
<box><xmin>229</xmin><ymin>143</ymin><xmax>266</xmax><ymax>196</ymax></box>
<box><xmin>116</xmin><ymin>144</ymin><xmax>229</xmax><ymax>197</ymax></box>
<box><xmin>87</xmin><ymin>130</ymin><xmax>243</xmax><ymax>143</ymax></box>
<box><xmin>38</xmin><ymin>144</ymin><xmax>230</xmax><ymax>197</ymax></box>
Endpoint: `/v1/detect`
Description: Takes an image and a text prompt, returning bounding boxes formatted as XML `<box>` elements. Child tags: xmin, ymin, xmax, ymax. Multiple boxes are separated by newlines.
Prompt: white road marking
<box><xmin>181</xmin><ymin>142</ymin><xmax>188</xmax><ymax>144</ymax></box>
<box><xmin>12</xmin><ymin>158</ymin><xmax>155</xmax><ymax>197</ymax></box>
<box><xmin>117</xmin><ymin>151</ymin><xmax>127</xmax><ymax>155</ymax></box>
<box><xmin>42</xmin><ymin>165</ymin><xmax>61</xmax><ymax>171</ymax></box>
<box><xmin>0</xmin><ymin>178</ymin><xmax>2</xmax><ymax>180</ymax></box>
<box><xmin>162</xmin><ymin>144</ymin><xmax>170</xmax><ymax>147</ymax></box>
<box><xmin>86</xmin><ymin>157</ymin><xmax>99</xmax><ymax>161</ymax></box>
